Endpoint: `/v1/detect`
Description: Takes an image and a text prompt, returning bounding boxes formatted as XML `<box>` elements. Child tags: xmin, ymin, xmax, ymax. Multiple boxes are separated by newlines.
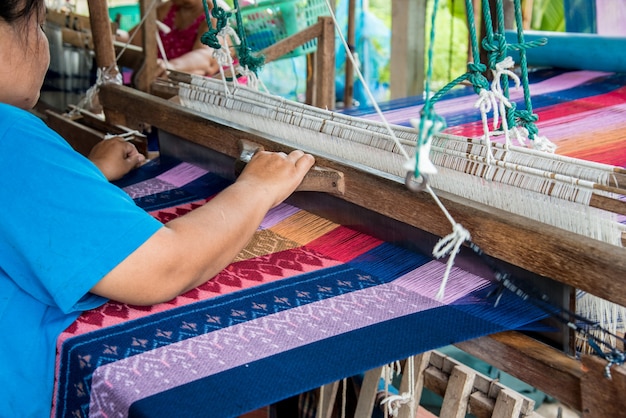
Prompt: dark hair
<box><xmin>0</xmin><ymin>0</ymin><xmax>43</xmax><ymax>24</ymax></box>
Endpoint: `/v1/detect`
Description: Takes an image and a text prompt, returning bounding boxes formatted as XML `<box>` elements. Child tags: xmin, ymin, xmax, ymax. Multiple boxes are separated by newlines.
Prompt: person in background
<box><xmin>118</xmin><ymin>0</ymin><xmax>225</xmax><ymax>77</ymax></box>
<box><xmin>0</xmin><ymin>0</ymin><xmax>315</xmax><ymax>415</ymax></box>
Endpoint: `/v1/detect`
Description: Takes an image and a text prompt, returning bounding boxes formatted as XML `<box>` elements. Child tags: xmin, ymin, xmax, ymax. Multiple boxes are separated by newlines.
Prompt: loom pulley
<box><xmin>404</xmin><ymin>171</ymin><xmax>429</xmax><ymax>193</ymax></box>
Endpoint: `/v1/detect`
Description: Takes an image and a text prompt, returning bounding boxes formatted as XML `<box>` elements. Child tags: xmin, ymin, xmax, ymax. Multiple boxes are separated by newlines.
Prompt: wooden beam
<box><xmin>259</xmin><ymin>19</ymin><xmax>325</xmax><ymax>63</ymax></box>
<box><xmin>456</xmin><ymin>332</ymin><xmax>583</xmax><ymax>411</ymax></box>
<box><xmin>98</xmin><ymin>84</ymin><xmax>626</xmax><ymax>308</ymax></box>
<box><xmin>581</xmin><ymin>355</ymin><xmax>626</xmax><ymax>417</ymax></box>
<box><xmin>45</xmin><ymin>110</ymin><xmax>104</xmax><ymax>156</ymax></box>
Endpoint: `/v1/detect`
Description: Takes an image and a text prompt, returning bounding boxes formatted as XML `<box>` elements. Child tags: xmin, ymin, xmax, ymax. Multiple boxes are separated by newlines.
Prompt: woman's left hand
<box><xmin>88</xmin><ymin>137</ymin><xmax>146</xmax><ymax>181</ymax></box>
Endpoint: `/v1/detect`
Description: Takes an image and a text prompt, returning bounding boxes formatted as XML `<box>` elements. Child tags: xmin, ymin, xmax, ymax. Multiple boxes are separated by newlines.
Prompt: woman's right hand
<box><xmin>236</xmin><ymin>149</ymin><xmax>315</xmax><ymax>208</ymax></box>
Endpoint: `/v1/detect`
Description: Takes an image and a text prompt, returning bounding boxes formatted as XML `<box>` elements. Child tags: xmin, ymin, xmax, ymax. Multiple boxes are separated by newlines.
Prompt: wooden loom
<box><xmin>46</xmin><ymin>1</ymin><xmax>626</xmax><ymax>417</ymax></box>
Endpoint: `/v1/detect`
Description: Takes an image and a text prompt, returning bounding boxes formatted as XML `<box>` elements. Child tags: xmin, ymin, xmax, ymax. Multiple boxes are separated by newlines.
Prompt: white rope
<box><xmin>378</xmin><ymin>357</ymin><xmax>416</xmax><ymax>417</ymax></box>
<box><xmin>490</xmin><ymin>56</ymin><xmax>519</xmax><ymax>148</ymax></box>
<box><xmin>322</xmin><ymin>0</ymin><xmax>411</xmax><ymax>162</ymax></box>
<box><xmin>432</xmin><ymin>223</ymin><xmax>472</xmax><ymax>300</ymax></box>
<box><xmin>379</xmin><ymin>393</ymin><xmax>412</xmax><ymax>417</ymax></box>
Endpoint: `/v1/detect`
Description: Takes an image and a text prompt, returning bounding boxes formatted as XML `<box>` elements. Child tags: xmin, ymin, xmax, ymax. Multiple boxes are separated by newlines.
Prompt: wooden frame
<box><xmin>96</xmin><ymin>81</ymin><xmax>626</xmax><ymax>415</ymax></box>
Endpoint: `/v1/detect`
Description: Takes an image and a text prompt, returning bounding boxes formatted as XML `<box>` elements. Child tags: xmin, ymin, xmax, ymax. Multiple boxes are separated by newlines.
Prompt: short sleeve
<box><xmin>0</xmin><ymin>104</ymin><xmax>163</xmax><ymax>313</ymax></box>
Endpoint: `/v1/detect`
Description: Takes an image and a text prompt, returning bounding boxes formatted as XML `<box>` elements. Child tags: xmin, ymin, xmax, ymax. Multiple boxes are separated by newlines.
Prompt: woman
<box><xmin>119</xmin><ymin>0</ymin><xmax>224</xmax><ymax>77</ymax></box>
<box><xmin>0</xmin><ymin>0</ymin><xmax>314</xmax><ymax>415</ymax></box>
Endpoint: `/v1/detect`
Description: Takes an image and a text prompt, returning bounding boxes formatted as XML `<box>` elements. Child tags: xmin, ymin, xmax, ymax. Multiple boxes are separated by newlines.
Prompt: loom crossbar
<box><xmin>99</xmin><ymin>83</ymin><xmax>626</xmax><ymax>310</ymax></box>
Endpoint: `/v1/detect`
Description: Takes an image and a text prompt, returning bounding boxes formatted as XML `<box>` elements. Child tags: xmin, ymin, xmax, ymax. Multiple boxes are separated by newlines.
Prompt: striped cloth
<box><xmin>343</xmin><ymin>69</ymin><xmax>626</xmax><ymax>168</ymax></box>
<box><xmin>53</xmin><ymin>153</ymin><xmax>550</xmax><ymax>418</ymax></box>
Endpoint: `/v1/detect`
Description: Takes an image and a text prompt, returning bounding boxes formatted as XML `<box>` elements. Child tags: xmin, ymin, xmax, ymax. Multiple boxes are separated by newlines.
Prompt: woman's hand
<box><xmin>88</xmin><ymin>137</ymin><xmax>146</xmax><ymax>181</ymax></box>
<box><xmin>237</xmin><ymin>150</ymin><xmax>316</xmax><ymax>208</ymax></box>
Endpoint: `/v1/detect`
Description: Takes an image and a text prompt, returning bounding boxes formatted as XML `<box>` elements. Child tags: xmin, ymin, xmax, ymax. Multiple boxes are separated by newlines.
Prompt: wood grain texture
<box><xmin>581</xmin><ymin>355</ymin><xmax>626</xmax><ymax>417</ymax></box>
<box><xmin>456</xmin><ymin>332</ymin><xmax>583</xmax><ymax>411</ymax></box>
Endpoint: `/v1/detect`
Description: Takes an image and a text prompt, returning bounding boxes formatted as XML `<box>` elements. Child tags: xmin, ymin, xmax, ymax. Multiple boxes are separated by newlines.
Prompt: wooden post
<box><xmin>314</xmin><ymin>16</ymin><xmax>336</xmax><ymax>110</ymax></box>
<box><xmin>133</xmin><ymin>0</ymin><xmax>158</xmax><ymax>92</ymax></box>
<box><xmin>390</xmin><ymin>0</ymin><xmax>426</xmax><ymax>99</ymax></box>
<box><xmin>87</xmin><ymin>1</ymin><xmax>118</xmax><ymax>76</ymax></box>
<box><xmin>343</xmin><ymin>0</ymin><xmax>356</xmax><ymax>108</ymax></box>
<box><xmin>398</xmin><ymin>353</ymin><xmax>431</xmax><ymax>418</ymax></box>
<box><xmin>354</xmin><ymin>366</ymin><xmax>385</xmax><ymax>417</ymax></box>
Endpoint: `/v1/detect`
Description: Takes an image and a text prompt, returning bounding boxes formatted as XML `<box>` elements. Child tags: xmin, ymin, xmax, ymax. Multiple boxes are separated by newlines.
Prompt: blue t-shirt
<box><xmin>0</xmin><ymin>104</ymin><xmax>163</xmax><ymax>416</ymax></box>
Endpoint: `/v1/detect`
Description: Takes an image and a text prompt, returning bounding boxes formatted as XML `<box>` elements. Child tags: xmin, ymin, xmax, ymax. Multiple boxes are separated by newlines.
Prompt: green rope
<box><xmin>507</xmin><ymin>0</ymin><xmax>546</xmax><ymax>139</ymax></box>
<box><xmin>413</xmin><ymin>0</ymin><xmax>446</xmax><ymax>178</ymax></box>
<box><xmin>425</xmin><ymin>0</ymin><xmax>547</xmax><ymax>143</ymax></box>
<box><xmin>200</xmin><ymin>0</ymin><xmax>264</xmax><ymax>75</ymax></box>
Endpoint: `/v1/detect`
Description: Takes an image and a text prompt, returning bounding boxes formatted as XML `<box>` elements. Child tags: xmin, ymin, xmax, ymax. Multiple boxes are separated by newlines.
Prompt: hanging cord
<box><xmin>323</xmin><ymin>0</ymin><xmax>468</xmax><ymax>300</ymax></box>
<box><xmin>201</xmin><ymin>0</ymin><xmax>264</xmax><ymax>75</ymax></box>
<box><xmin>379</xmin><ymin>357</ymin><xmax>416</xmax><ymax>417</ymax></box>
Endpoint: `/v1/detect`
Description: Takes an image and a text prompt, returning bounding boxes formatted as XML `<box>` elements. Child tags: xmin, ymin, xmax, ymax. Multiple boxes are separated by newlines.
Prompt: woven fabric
<box><xmin>53</xmin><ymin>154</ymin><xmax>549</xmax><ymax>418</ymax></box>
<box><xmin>342</xmin><ymin>69</ymin><xmax>626</xmax><ymax>167</ymax></box>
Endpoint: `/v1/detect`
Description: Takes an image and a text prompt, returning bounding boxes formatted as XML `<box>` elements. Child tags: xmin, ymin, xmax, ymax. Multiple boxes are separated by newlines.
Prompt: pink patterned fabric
<box><xmin>159</xmin><ymin>4</ymin><xmax>205</xmax><ymax>60</ymax></box>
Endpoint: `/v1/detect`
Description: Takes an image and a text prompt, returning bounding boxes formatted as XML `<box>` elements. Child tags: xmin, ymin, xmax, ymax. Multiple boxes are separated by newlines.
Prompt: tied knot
<box><xmin>379</xmin><ymin>393</ymin><xmax>413</xmax><ymax>417</ymax></box>
<box><xmin>482</xmin><ymin>33</ymin><xmax>507</xmax><ymax>67</ymax></box>
<box><xmin>210</xmin><ymin>5</ymin><xmax>232</xmax><ymax>27</ymax></box>
<box><xmin>433</xmin><ymin>223</ymin><xmax>471</xmax><ymax>259</ymax></box>
<box><xmin>466</xmin><ymin>68</ymin><xmax>490</xmax><ymax>94</ymax></box>
<box><xmin>201</xmin><ymin>29</ymin><xmax>222</xmax><ymax>49</ymax></box>
<box><xmin>433</xmin><ymin>223</ymin><xmax>471</xmax><ymax>300</ymax></box>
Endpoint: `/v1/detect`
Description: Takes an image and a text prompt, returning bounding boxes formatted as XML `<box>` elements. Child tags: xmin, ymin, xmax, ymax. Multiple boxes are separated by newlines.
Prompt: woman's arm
<box><xmin>160</xmin><ymin>46</ymin><xmax>219</xmax><ymax>76</ymax></box>
<box><xmin>90</xmin><ymin>150</ymin><xmax>315</xmax><ymax>305</ymax></box>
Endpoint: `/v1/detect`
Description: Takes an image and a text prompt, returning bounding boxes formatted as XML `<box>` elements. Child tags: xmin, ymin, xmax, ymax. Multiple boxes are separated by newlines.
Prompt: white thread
<box><xmin>379</xmin><ymin>393</ymin><xmax>412</xmax><ymax>417</ymax></box>
<box><xmin>378</xmin><ymin>357</ymin><xmax>416</xmax><ymax>417</ymax></box>
<box><xmin>491</xmin><ymin>56</ymin><xmax>520</xmax><ymax>147</ymax></box>
<box><xmin>432</xmin><ymin>223</ymin><xmax>472</xmax><ymax>300</ymax></box>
